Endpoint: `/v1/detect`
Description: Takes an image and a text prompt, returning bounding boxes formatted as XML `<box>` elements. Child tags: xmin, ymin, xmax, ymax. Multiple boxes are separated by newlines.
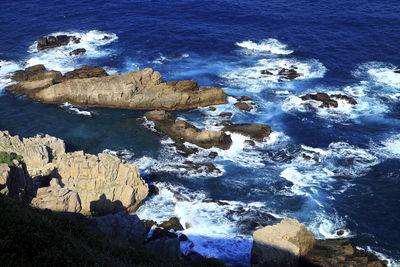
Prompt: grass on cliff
<box><xmin>0</xmin><ymin>152</ymin><xmax>23</xmax><ymax>167</ymax></box>
<box><xmin>0</xmin><ymin>195</ymin><xmax>225</xmax><ymax>267</ymax></box>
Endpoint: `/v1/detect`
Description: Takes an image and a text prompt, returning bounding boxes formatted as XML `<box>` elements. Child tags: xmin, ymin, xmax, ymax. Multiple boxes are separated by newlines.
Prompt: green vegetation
<box><xmin>0</xmin><ymin>152</ymin><xmax>23</xmax><ymax>167</ymax></box>
<box><xmin>0</xmin><ymin>195</ymin><xmax>226</xmax><ymax>267</ymax></box>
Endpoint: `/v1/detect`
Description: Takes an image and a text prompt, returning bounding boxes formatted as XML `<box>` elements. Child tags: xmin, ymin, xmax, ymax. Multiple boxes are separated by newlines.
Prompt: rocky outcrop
<box><xmin>251</xmin><ymin>218</ymin><xmax>315</xmax><ymax>267</ymax></box>
<box><xmin>59</xmin><ymin>65</ymin><xmax>108</xmax><ymax>82</ymax></box>
<box><xmin>6</xmin><ymin>65</ymin><xmax>228</xmax><ymax>110</ymax></box>
<box><xmin>251</xmin><ymin>218</ymin><xmax>388</xmax><ymax>267</ymax></box>
<box><xmin>37</xmin><ymin>35</ymin><xmax>80</xmax><ymax>50</ymax></box>
<box><xmin>93</xmin><ymin>211</ymin><xmax>147</xmax><ymax>245</ymax></box>
<box><xmin>261</xmin><ymin>66</ymin><xmax>302</xmax><ymax>81</ymax></box>
<box><xmin>0</xmin><ymin>160</ymin><xmax>35</xmax><ymax>202</ymax></box>
<box><xmin>0</xmin><ymin>130</ymin><xmax>148</xmax><ymax>215</ymax></box>
<box><xmin>69</xmin><ymin>48</ymin><xmax>86</xmax><ymax>56</ymax></box>
<box><xmin>31</xmin><ymin>178</ymin><xmax>81</xmax><ymax>213</ymax></box>
<box><xmin>223</xmin><ymin>123</ymin><xmax>272</xmax><ymax>142</ymax></box>
<box><xmin>145</xmin><ymin>110</ymin><xmax>232</xmax><ymax>150</ymax></box>
<box><xmin>145</xmin><ymin>228</ymin><xmax>182</xmax><ymax>260</ymax></box>
<box><xmin>300</xmin><ymin>93</ymin><xmax>357</xmax><ymax>108</ymax></box>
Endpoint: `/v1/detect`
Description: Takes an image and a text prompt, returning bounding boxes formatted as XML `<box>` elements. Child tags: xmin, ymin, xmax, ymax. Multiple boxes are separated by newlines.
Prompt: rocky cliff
<box><xmin>0</xmin><ymin>130</ymin><xmax>148</xmax><ymax>215</ymax></box>
<box><xmin>6</xmin><ymin>65</ymin><xmax>228</xmax><ymax>110</ymax></box>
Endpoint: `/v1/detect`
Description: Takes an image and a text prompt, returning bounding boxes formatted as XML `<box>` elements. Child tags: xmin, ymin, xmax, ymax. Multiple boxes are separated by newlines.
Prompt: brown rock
<box><xmin>223</xmin><ymin>123</ymin><xmax>272</xmax><ymax>141</ymax></box>
<box><xmin>145</xmin><ymin>110</ymin><xmax>232</xmax><ymax>150</ymax></box>
<box><xmin>159</xmin><ymin>217</ymin><xmax>184</xmax><ymax>231</ymax></box>
<box><xmin>69</xmin><ymin>48</ymin><xmax>86</xmax><ymax>56</ymax></box>
<box><xmin>37</xmin><ymin>35</ymin><xmax>72</xmax><ymax>50</ymax></box>
<box><xmin>218</xmin><ymin>112</ymin><xmax>233</xmax><ymax>118</ymax></box>
<box><xmin>209</xmin><ymin>106</ymin><xmax>217</xmax><ymax>111</ymax></box>
<box><xmin>301</xmin><ymin>93</ymin><xmax>357</xmax><ymax>108</ymax></box>
<box><xmin>8</xmin><ymin>67</ymin><xmax>228</xmax><ymax>110</ymax></box>
<box><xmin>238</xmin><ymin>95</ymin><xmax>252</xmax><ymax>101</ymax></box>
<box><xmin>235</xmin><ymin>102</ymin><xmax>252</xmax><ymax>112</ymax></box>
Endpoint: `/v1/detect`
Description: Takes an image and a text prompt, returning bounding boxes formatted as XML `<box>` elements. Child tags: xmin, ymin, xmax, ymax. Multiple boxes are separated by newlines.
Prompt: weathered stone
<box><xmin>208</xmin><ymin>151</ymin><xmax>218</xmax><ymax>158</ymax></box>
<box><xmin>0</xmin><ymin>161</ymin><xmax>35</xmax><ymax>202</ymax></box>
<box><xmin>93</xmin><ymin>211</ymin><xmax>147</xmax><ymax>245</ymax></box>
<box><xmin>8</xmin><ymin>66</ymin><xmax>228</xmax><ymax>110</ymax></box>
<box><xmin>145</xmin><ymin>236</ymin><xmax>181</xmax><ymax>260</ymax></box>
<box><xmin>235</xmin><ymin>102</ymin><xmax>253</xmax><ymax>112</ymax></box>
<box><xmin>251</xmin><ymin>218</ymin><xmax>315</xmax><ymax>267</ymax></box>
<box><xmin>69</xmin><ymin>48</ymin><xmax>86</xmax><ymax>56</ymax></box>
<box><xmin>31</xmin><ymin>178</ymin><xmax>81</xmax><ymax>213</ymax></box>
<box><xmin>218</xmin><ymin>112</ymin><xmax>233</xmax><ymax>118</ymax></box>
<box><xmin>261</xmin><ymin>66</ymin><xmax>302</xmax><ymax>80</ymax></box>
<box><xmin>59</xmin><ymin>65</ymin><xmax>108</xmax><ymax>82</ymax></box>
<box><xmin>223</xmin><ymin>123</ymin><xmax>272</xmax><ymax>142</ymax></box>
<box><xmin>145</xmin><ymin>110</ymin><xmax>232</xmax><ymax>150</ymax></box>
<box><xmin>300</xmin><ymin>93</ymin><xmax>357</xmax><ymax>108</ymax></box>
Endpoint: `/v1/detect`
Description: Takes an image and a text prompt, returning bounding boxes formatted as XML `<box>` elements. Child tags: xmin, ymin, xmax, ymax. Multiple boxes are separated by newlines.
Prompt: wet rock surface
<box><xmin>300</xmin><ymin>93</ymin><xmax>357</xmax><ymax>108</ymax></box>
<box><xmin>145</xmin><ymin>110</ymin><xmax>232</xmax><ymax>150</ymax></box>
<box><xmin>37</xmin><ymin>35</ymin><xmax>73</xmax><ymax>50</ymax></box>
<box><xmin>69</xmin><ymin>48</ymin><xmax>86</xmax><ymax>56</ymax></box>
<box><xmin>261</xmin><ymin>65</ymin><xmax>302</xmax><ymax>80</ymax></box>
<box><xmin>223</xmin><ymin>123</ymin><xmax>272</xmax><ymax>141</ymax></box>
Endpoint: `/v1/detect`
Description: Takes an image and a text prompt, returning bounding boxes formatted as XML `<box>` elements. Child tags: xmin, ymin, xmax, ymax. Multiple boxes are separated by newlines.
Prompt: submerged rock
<box><xmin>37</xmin><ymin>35</ymin><xmax>72</xmax><ymax>50</ymax></box>
<box><xmin>234</xmin><ymin>101</ymin><xmax>253</xmax><ymax>112</ymax></box>
<box><xmin>159</xmin><ymin>217</ymin><xmax>184</xmax><ymax>231</ymax></box>
<box><xmin>300</xmin><ymin>93</ymin><xmax>357</xmax><ymax>108</ymax></box>
<box><xmin>261</xmin><ymin>66</ymin><xmax>302</xmax><ymax>80</ymax></box>
<box><xmin>394</xmin><ymin>70</ymin><xmax>400</xmax><ymax>74</ymax></box>
<box><xmin>223</xmin><ymin>123</ymin><xmax>272</xmax><ymax>142</ymax></box>
<box><xmin>69</xmin><ymin>48</ymin><xmax>86</xmax><ymax>56</ymax></box>
<box><xmin>7</xmin><ymin>66</ymin><xmax>228</xmax><ymax>110</ymax></box>
<box><xmin>145</xmin><ymin>110</ymin><xmax>232</xmax><ymax>150</ymax></box>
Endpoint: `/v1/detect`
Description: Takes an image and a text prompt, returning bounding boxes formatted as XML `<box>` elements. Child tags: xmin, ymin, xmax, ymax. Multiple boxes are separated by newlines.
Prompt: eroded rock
<box><xmin>223</xmin><ymin>123</ymin><xmax>271</xmax><ymax>142</ymax></box>
<box><xmin>300</xmin><ymin>93</ymin><xmax>357</xmax><ymax>108</ymax></box>
<box><xmin>261</xmin><ymin>66</ymin><xmax>302</xmax><ymax>81</ymax></box>
<box><xmin>145</xmin><ymin>110</ymin><xmax>232</xmax><ymax>150</ymax></box>
<box><xmin>69</xmin><ymin>48</ymin><xmax>86</xmax><ymax>56</ymax></box>
<box><xmin>37</xmin><ymin>35</ymin><xmax>72</xmax><ymax>50</ymax></box>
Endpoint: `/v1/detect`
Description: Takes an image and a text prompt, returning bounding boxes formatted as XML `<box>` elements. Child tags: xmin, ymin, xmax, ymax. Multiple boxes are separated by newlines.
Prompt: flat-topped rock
<box><xmin>145</xmin><ymin>110</ymin><xmax>232</xmax><ymax>150</ymax></box>
<box><xmin>6</xmin><ymin>66</ymin><xmax>228</xmax><ymax>110</ymax></box>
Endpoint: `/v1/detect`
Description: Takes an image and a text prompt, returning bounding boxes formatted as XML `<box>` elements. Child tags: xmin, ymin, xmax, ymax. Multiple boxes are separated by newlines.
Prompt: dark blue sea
<box><xmin>1</xmin><ymin>0</ymin><xmax>399</xmax><ymax>265</ymax></box>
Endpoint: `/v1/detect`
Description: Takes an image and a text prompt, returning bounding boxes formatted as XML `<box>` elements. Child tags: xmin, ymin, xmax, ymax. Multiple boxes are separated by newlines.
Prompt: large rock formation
<box><xmin>36</xmin><ymin>35</ymin><xmax>80</xmax><ymax>50</ymax></box>
<box><xmin>145</xmin><ymin>110</ymin><xmax>232</xmax><ymax>150</ymax></box>
<box><xmin>251</xmin><ymin>218</ymin><xmax>315</xmax><ymax>267</ymax></box>
<box><xmin>0</xmin><ymin>130</ymin><xmax>148</xmax><ymax>215</ymax></box>
<box><xmin>6</xmin><ymin>65</ymin><xmax>228</xmax><ymax>110</ymax></box>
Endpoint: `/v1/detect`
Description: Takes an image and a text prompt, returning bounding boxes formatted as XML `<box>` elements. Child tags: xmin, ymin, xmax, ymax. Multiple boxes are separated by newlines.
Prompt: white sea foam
<box><xmin>353</xmin><ymin>62</ymin><xmax>400</xmax><ymax>89</ymax></box>
<box><xmin>152</xmin><ymin>53</ymin><xmax>190</xmax><ymax>64</ymax></box>
<box><xmin>236</xmin><ymin>38</ymin><xmax>294</xmax><ymax>55</ymax></box>
<box><xmin>221</xmin><ymin>58</ymin><xmax>326</xmax><ymax>92</ymax></box>
<box><xmin>61</xmin><ymin>102</ymin><xmax>92</xmax><ymax>117</ymax></box>
<box><xmin>102</xmin><ymin>149</ymin><xmax>135</xmax><ymax>161</ymax></box>
<box><xmin>0</xmin><ymin>60</ymin><xmax>23</xmax><ymax>91</ymax></box>
<box><xmin>26</xmin><ymin>30</ymin><xmax>118</xmax><ymax>73</ymax></box>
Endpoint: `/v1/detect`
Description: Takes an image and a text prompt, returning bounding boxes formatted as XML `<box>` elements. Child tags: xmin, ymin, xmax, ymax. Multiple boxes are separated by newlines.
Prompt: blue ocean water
<box><xmin>1</xmin><ymin>0</ymin><xmax>400</xmax><ymax>265</ymax></box>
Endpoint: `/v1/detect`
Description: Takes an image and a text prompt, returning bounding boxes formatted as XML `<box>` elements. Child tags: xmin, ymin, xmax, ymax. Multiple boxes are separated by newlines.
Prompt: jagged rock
<box><xmin>214</xmin><ymin>120</ymin><xmax>232</xmax><ymax>127</ymax></box>
<box><xmin>37</xmin><ymin>35</ymin><xmax>72</xmax><ymax>50</ymax></box>
<box><xmin>57</xmin><ymin>65</ymin><xmax>108</xmax><ymax>83</ymax></box>
<box><xmin>148</xmin><ymin>184</ymin><xmax>159</xmax><ymax>196</ymax></box>
<box><xmin>93</xmin><ymin>211</ymin><xmax>147</xmax><ymax>245</ymax></box>
<box><xmin>0</xmin><ymin>130</ymin><xmax>65</xmax><ymax>176</ymax></box>
<box><xmin>159</xmin><ymin>217</ymin><xmax>184</xmax><ymax>231</ymax></box>
<box><xmin>7</xmin><ymin>66</ymin><xmax>227</xmax><ymax>110</ymax></box>
<box><xmin>69</xmin><ymin>48</ymin><xmax>86</xmax><ymax>56</ymax></box>
<box><xmin>145</xmin><ymin>110</ymin><xmax>232</xmax><ymax>150</ymax></box>
<box><xmin>300</xmin><ymin>93</ymin><xmax>357</xmax><ymax>108</ymax></box>
<box><xmin>238</xmin><ymin>95</ymin><xmax>252</xmax><ymax>101</ymax></box>
<box><xmin>143</xmin><ymin>220</ymin><xmax>157</xmax><ymax>232</ymax></box>
<box><xmin>102</xmin><ymin>35</ymin><xmax>111</xmax><ymax>40</ymax></box>
<box><xmin>0</xmin><ymin>131</ymin><xmax>148</xmax><ymax>215</ymax></box>
<box><xmin>251</xmin><ymin>218</ymin><xmax>316</xmax><ymax>267</ymax></box>
<box><xmin>31</xmin><ymin>178</ymin><xmax>81</xmax><ymax>213</ymax></box>
<box><xmin>223</xmin><ymin>123</ymin><xmax>271</xmax><ymax>142</ymax></box>
<box><xmin>183</xmin><ymin>161</ymin><xmax>222</xmax><ymax>175</ymax></box>
<box><xmin>54</xmin><ymin>151</ymin><xmax>148</xmax><ymax>215</ymax></box>
<box><xmin>261</xmin><ymin>66</ymin><xmax>302</xmax><ymax>80</ymax></box>
<box><xmin>0</xmin><ymin>160</ymin><xmax>35</xmax><ymax>202</ymax></box>
<box><xmin>208</xmin><ymin>151</ymin><xmax>218</xmax><ymax>158</ymax></box>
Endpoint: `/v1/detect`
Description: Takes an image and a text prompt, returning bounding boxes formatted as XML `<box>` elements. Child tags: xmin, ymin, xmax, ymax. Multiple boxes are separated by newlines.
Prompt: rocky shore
<box><xmin>6</xmin><ymin>64</ymin><xmax>228</xmax><ymax>110</ymax></box>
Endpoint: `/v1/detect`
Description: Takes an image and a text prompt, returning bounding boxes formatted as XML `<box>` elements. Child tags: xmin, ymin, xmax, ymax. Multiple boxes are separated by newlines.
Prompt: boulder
<box><xmin>37</xmin><ymin>35</ymin><xmax>72</xmax><ymax>50</ymax></box>
<box><xmin>31</xmin><ymin>178</ymin><xmax>81</xmax><ymax>213</ymax></box>
<box><xmin>93</xmin><ymin>211</ymin><xmax>147</xmax><ymax>245</ymax></box>
<box><xmin>159</xmin><ymin>217</ymin><xmax>184</xmax><ymax>231</ymax></box>
<box><xmin>145</xmin><ymin>227</ymin><xmax>181</xmax><ymax>260</ymax></box>
<box><xmin>223</xmin><ymin>123</ymin><xmax>271</xmax><ymax>141</ymax></box>
<box><xmin>394</xmin><ymin>70</ymin><xmax>400</xmax><ymax>74</ymax></box>
<box><xmin>300</xmin><ymin>93</ymin><xmax>357</xmax><ymax>108</ymax></box>
<box><xmin>145</xmin><ymin>110</ymin><xmax>232</xmax><ymax>150</ymax></box>
<box><xmin>251</xmin><ymin>218</ymin><xmax>315</xmax><ymax>267</ymax></box>
<box><xmin>69</xmin><ymin>48</ymin><xmax>86</xmax><ymax>56</ymax></box>
<box><xmin>235</xmin><ymin>102</ymin><xmax>253</xmax><ymax>112</ymax></box>
<box><xmin>0</xmin><ymin>160</ymin><xmax>35</xmax><ymax>202</ymax></box>
<box><xmin>7</xmin><ymin>66</ymin><xmax>228</xmax><ymax>110</ymax></box>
